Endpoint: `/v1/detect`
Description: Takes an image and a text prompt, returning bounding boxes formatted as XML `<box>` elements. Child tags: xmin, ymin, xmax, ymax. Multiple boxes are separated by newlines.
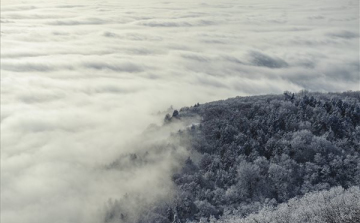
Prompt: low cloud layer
<box><xmin>1</xmin><ymin>0</ymin><xmax>359</xmax><ymax>222</ymax></box>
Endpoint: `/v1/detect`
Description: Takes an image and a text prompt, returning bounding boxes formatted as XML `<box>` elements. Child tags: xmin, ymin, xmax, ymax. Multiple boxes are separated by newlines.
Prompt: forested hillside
<box><xmin>106</xmin><ymin>91</ymin><xmax>360</xmax><ymax>223</ymax></box>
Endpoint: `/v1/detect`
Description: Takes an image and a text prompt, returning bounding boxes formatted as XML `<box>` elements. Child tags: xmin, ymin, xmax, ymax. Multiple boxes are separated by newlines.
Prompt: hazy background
<box><xmin>1</xmin><ymin>0</ymin><xmax>359</xmax><ymax>222</ymax></box>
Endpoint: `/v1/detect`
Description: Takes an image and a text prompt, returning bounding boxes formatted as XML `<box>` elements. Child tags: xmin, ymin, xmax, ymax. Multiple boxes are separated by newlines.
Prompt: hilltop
<box><xmin>106</xmin><ymin>91</ymin><xmax>360</xmax><ymax>223</ymax></box>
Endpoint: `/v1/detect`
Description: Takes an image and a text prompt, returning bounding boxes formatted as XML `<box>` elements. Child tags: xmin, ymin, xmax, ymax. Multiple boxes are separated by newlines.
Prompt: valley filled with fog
<box><xmin>1</xmin><ymin>0</ymin><xmax>359</xmax><ymax>222</ymax></box>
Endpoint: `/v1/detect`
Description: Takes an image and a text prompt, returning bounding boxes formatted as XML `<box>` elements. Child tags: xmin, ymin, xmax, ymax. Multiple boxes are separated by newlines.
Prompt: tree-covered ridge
<box><xmin>170</xmin><ymin>91</ymin><xmax>360</xmax><ymax>222</ymax></box>
<box><xmin>105</xmin><ymin>91</ymin><xmax>360</xmax><ymax>223</ymax></box>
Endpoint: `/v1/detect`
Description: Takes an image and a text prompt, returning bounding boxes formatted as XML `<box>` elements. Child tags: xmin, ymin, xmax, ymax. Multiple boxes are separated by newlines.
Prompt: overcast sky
<box><xmin>1</xmin><ymin>0</ymin><xmax>359</xmax><ymax>222</ymax></box>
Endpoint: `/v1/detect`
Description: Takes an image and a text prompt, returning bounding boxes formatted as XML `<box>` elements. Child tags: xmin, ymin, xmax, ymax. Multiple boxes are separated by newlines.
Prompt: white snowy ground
<box><xmin>1</xmin><ymin>0</ymin><xmax>359</xmax><ymax>222</ymax></box>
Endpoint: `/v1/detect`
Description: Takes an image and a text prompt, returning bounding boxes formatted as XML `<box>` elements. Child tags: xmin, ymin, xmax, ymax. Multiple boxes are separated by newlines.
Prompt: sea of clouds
<box><xmin>1</xmin><ymin>0</ymin><xmax>359</xmax><ymax>222</ymax></box>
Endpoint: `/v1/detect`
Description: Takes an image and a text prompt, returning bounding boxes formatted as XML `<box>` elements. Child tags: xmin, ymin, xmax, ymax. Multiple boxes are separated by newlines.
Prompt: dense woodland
<box><xmin>105</xmin><ymin>91</ymin><xmax>360</xmax><ymax>223</ymax></box>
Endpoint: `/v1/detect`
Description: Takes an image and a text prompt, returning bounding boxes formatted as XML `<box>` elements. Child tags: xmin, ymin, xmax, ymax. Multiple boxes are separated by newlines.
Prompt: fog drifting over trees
<box><xmin>1</xmin><ymin>0</ymin><xmax>359</xmax><ymax>223</ymax></box>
